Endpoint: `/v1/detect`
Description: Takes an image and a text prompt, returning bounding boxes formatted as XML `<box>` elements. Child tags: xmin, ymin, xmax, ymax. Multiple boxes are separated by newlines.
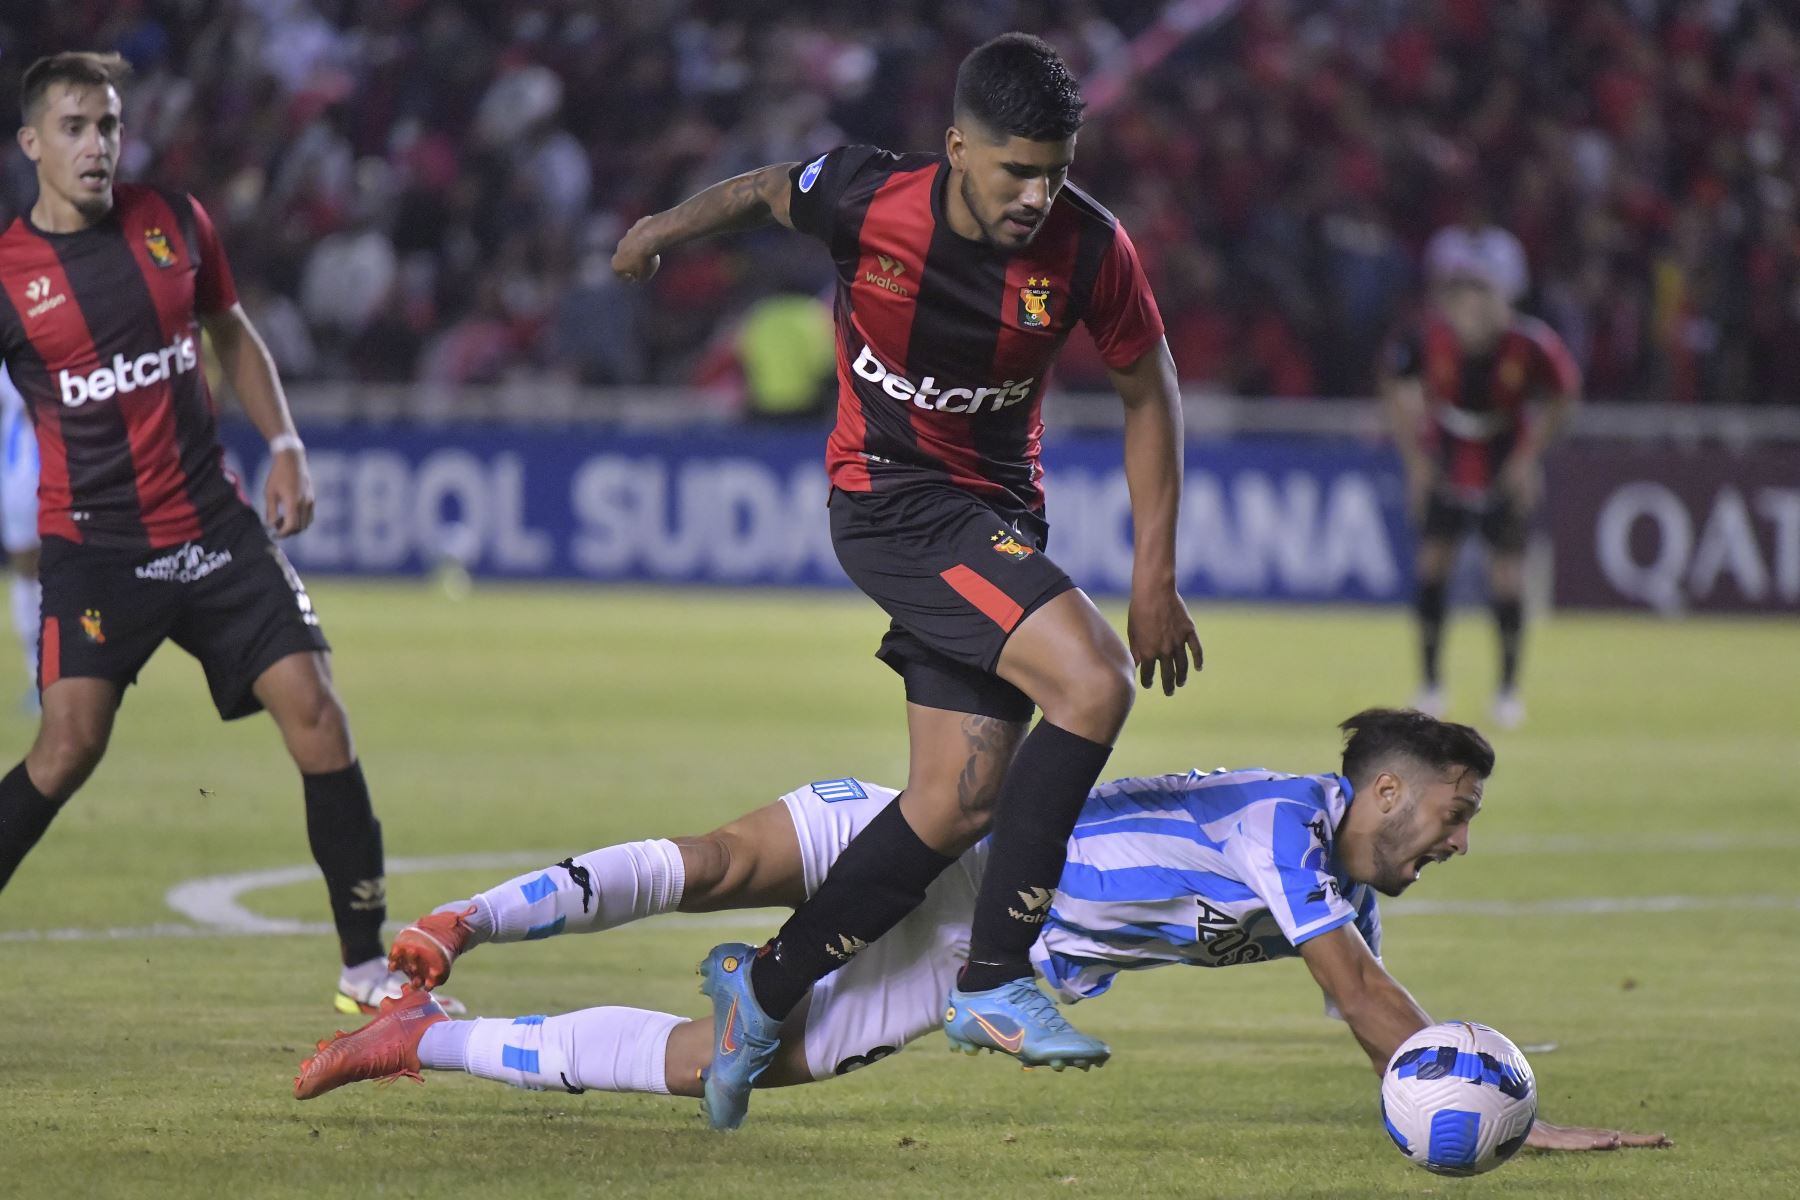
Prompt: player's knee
<box><xmin>27</xmin><ymin>721</ymin><xmax>109</xmax><ymax>800</ymax></box>
<box><xmin>1416</xmin><ymin>542</ymin><xmax>1452</xmax><ymax>580</ymax></box>
<box><xmin>938</xmin><ymin>805</ymin><xmax>994</xmax><ymax>852</ymax></box>
<box><xmin>1040</xmin><ymin>649</ymin><xmax>1134</xmax><ymax>739</ymax></box>
<box><xmin>281</xmin><ymin>689</ymin><xmax>354</xmax><ymax>771</ymax></box>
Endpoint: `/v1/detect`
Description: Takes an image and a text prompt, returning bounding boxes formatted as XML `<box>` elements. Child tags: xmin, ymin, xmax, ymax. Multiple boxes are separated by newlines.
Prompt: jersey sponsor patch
<box><xmin>798</xmin><ymin>154</ymin><xmax>827</xmax><ymax>193</ymax></box>
<box><xmin>811</xmin><ymin>778</ymin><xmax>867</xmax><ymax>803</ymax></box>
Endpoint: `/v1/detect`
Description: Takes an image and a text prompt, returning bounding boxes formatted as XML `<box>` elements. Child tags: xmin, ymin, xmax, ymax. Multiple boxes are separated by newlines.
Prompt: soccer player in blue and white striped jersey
<box><xmin>295</xmin><ymin>708</ymin><xmax>1666</xmax><ymax>1152</ymax></box>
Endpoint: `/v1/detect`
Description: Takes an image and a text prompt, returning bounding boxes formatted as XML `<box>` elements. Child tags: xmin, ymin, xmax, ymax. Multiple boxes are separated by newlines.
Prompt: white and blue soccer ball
<box><xmin>1380</xmin><ymin>1021</ymin><xmax>1537</xmax><ymax>1176</ymax></box>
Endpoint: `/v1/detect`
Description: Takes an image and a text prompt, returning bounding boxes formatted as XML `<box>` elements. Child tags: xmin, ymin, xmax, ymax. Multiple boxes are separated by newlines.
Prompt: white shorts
<box><xmin>781</xmin><ymin>779</ymin><xmax>989</xmax><ymax>1082</ymax></box>
<box><xmin>1</xmin><ymin>395</ymin><xmax>38</xmax><ymax>554</ymax></box>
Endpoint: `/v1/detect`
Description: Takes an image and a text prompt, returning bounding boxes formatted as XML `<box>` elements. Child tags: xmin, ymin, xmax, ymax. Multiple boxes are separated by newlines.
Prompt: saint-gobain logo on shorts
<box><xmin>135</xmin><ymin>541</ymin><xmax>233</xmax><ymax>583</ymax></box>
<box><xmin>798</xmin><ymin>154</ymin><xmax>827</xmax><ymax>193</ymax></box>
<box><xmin>57</xmin><ymin>334</ymin><xmax>199</xmax><ymax>408</ymax></box>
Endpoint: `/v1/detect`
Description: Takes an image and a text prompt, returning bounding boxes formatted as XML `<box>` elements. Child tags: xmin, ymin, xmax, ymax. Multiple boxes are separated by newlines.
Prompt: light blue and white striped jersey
<box><xmin>1027</xmin><ymin>768</ymin><xmax>1382</xmax><ymax>1003</ymax></box>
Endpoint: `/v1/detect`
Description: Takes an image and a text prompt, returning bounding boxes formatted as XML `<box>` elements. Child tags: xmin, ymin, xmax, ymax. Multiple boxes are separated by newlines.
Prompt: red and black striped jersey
<box><xmin>788</xmin><ymin>146</ymin><xmax>1164</xmax><ymax>513</ymax></box>
<box><xmin>1387</xmin><ymin>315</ymin><xmax>1580</xmax><ymax>492</ymax></box>
<box><xmin>0</xmin><ymin>183</ymin><xmax>247</xmax><ymax>550</ymax></box>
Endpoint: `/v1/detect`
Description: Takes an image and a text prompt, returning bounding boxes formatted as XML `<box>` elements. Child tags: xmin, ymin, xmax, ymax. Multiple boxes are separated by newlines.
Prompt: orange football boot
<box><xmin>295</xmin><ymin>988</ymin><xmax>448</xmax><ymax>1100</ymax></box>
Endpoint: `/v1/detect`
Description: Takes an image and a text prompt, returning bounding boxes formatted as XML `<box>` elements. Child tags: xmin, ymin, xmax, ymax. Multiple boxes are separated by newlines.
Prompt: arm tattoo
<box><xmin>956</xmin><ymin>714</ymin><xmax>1026</xmax><ymax>820</ymax></box>
<box><xmin>650</xmin><ymin>164</ymin><xmax>794</xmax><ymax>249</ymax></box>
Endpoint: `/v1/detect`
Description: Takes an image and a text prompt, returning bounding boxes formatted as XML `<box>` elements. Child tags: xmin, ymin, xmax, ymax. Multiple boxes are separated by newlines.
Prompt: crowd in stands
<box><xmin>3</xmin><ymin>1</ymin><xmax>1796</xmax><ymax>405</ymax></box>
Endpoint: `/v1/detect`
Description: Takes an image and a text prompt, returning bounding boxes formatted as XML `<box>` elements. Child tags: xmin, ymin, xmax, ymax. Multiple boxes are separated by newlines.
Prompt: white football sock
<box><xmin>439</xmin><ymin>840</ymin><xmax>686</xmax><ymax>943</ymax></box>
<box><xmin>419</xmin><ymin>1008</ymin><xmax>682</xmax><ymax>1095</ymax></box>
<box><xmin>10</xmin><ymin>573</ymin><xmax>38</xmax><ymax>682</ymax></box>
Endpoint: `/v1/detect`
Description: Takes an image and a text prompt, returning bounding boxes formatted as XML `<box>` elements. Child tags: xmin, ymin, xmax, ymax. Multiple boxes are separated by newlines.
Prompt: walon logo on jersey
<box><xmin>851</xmin><ymin>344</ymin><xmax>1034</xmax><ymax>415</ymax></box>
<box><xmin>23</xmin><ymin>275</ymin><xmax>66</xmax><ymax>320</ymax></box>
<box><xmin>58</xmin><ymin>334</ymin><xmax>199</xmax><ymax>407</ymax></box>
<box><xmin>863</xmin><ymin>253</ymin><xmax>909</xmax><ymax>296</ymax></box>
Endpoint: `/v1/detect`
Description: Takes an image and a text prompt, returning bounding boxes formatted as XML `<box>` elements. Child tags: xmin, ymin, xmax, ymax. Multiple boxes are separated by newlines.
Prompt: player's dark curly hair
<box><xmin>954</xmin><ymin>32</ymin><xmax>1085</xmax><ymax>141</ymax></box>
<box><xmin>1339</xmin><ymin>708</ymin><xmax>1495</xmax><ymax>785</ymax></box>
<box><xmin>21</xmin><ymin>51</ymin><xmax>131</xmax><ymax>124</ymax></box>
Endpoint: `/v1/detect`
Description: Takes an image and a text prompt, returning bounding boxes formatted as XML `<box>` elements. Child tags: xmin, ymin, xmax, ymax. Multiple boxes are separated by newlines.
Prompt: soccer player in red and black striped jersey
<box><xmin>612</xmin><ymin>33</ymin><xmax>1202</xmax><ymax>1128</ymax></box>
<box><xmin>0</xmin><ymin>52</ymin><xmax>449</xmax><ymax>1016</ymax></box>
<box><xmin>1382</xmin><ymin>233</ymin><xmax>1581</xmax><ymax>731</ymax></box>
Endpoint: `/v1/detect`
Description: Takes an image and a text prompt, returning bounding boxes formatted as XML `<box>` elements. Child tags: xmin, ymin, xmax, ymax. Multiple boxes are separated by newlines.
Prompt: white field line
<box><xmin>1</xmin><ymin>837</ymin><xmax>1796</xmax><ymax>944</ymax></box>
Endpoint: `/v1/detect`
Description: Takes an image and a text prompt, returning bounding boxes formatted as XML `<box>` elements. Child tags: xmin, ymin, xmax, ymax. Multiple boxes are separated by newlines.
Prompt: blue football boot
<box><xmin>943</xmin><ymin>977</ymin><xmax>1110</xmax><ymax>1070</ymax></box>
<box><xmin>696</xmin><ymin>942</ymin><xmax>783</xmax><ymax>1130</ymax></box>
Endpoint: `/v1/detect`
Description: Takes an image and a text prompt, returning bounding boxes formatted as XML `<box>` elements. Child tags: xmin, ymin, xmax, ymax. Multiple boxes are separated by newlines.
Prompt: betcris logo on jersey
<box><xmin>851</xmin><ymin>344</ymin><xmax>1033</xmax><ymax>415</ymax></box>
<box><xmin>57</xmin><ymin>334</ymin><xmax>199</xmax><ymax>408</ymax></box>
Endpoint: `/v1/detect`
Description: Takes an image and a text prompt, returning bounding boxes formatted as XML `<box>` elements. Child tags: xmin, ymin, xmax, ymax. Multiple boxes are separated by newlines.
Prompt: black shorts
<box><xmin>1421</xmin><ymin>487</ymin><xmax>1529</xmax><ymax>554</ymax></box>
<box><xmin>829</xmin><ymin>485</ymin><xmax>1075</xmax><ymax>722</ymax></box>
<box><xmin>38</xmin><ymin>506</ymin><xmax>330</xmax><ymax>720</ymax></box>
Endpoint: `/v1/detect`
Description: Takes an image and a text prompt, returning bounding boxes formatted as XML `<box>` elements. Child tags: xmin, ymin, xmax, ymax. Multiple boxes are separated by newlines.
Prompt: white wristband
<box><xmin>268</xmin><ymin>433</ymin><xmax>304</xmax><ymax>456</ymax></box>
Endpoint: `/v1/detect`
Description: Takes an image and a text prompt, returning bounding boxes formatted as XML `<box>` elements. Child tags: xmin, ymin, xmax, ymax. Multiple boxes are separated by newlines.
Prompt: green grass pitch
<box><xmin>0</xmin><ymin>583</ymin><xmax>1795</xmax><ymax>1199</ymax></box>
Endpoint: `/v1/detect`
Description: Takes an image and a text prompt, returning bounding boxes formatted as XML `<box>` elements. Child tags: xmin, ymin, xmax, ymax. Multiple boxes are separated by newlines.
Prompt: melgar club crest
<box><xmin>144</xmin><ymin>227</ymin><xmax>176</xmax><ymax>268</ymax></box>
<box><xmin>1018</xmin><ymin>276</ymin><xmax>1052</xmax><ymax>328</ymax></box>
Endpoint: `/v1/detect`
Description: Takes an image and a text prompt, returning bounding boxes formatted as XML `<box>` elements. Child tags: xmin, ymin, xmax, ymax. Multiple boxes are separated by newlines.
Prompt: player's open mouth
<box><xmin>1411</xmin><ymin>851</ymin><xmax>1451</xmax><ymax>880</ymax></box>
<box><xmin>1004</xmin><ymin>215</ymin><xmax>1038</xmax><ymax>235</ymax></box>
<box><xmin>80</xmin><ymin>168</ymin><xmax>111</xmax><ymax>186</ymax></box>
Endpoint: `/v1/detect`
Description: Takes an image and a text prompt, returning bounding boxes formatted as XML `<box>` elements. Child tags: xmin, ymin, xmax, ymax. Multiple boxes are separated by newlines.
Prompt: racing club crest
<box><xmin>144</xmin><ymin>227</ymin><xmax>176</xmax><ymax>268</ymax></box>
<box><xmin>1018</xmin><ymin>276</ymin><xmax>1052</xmax><ymax>328</ymax></box>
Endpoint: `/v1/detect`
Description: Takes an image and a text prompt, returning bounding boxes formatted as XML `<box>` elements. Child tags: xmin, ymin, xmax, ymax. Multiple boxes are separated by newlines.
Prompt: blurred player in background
<box><xmin>611</xmin><ymin>32</ymin><xmax>1201</xmax><ymax>1128</ymax></box>
<box><xmin>1384</xmin><ymin>225</ymin><xmax>1580</xmax><ymax>730</ymax></box>
<box><xmin>1</xmin><ymin>365</ymin><xmax>40</xmax><ymax>711</ymax></box>
<box><xmin>295</xmin><ymin>709</ymin><xmax>1668</xmax><ymax>1156</ymax></box>
<box><xmin>0</xmin><ymin>52</ymin><xmax>455</xmax><ymax>1016</ymax></box>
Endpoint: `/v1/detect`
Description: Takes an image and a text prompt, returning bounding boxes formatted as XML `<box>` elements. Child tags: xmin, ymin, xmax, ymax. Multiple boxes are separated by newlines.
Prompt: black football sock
<box><xmin>0</xmin><ymin>762</ymin><xmax>64</xmax><ymax>893</ymax></box>
<box><xmin>1494</xmin><ymin>597</ymin><xmax>1524</xmax><ymax>691</ymax></box>
<box><xmin>1417</xmin><ymin>581</ymin><xmax>1448</xmax><ymax>688</ymax></box>
<box><xmin>959</xmin><ymin>721</ymin><xmax>1112</xmax><ymax>993</ymax></box>
<box><xmin>303</xmin><ymin>762</ymin><xmax>387</xmax><ymax>967</ymax></box>
<box><xmin>749</xmin><ymin>798</ymin><xmax>954</xmax><ymax>1019</ymax></box>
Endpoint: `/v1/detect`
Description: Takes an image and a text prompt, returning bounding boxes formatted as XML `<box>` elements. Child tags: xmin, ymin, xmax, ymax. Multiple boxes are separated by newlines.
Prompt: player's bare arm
<box><xmin>1299</xmin><ymin>922</ymin><xmax>1431</xmax><ymax>1074</ymax></box>
<box><xmin>1110</xmin><ymin>337</ymin><xmax>1201</xmax><ymax>695</ymax></box>
<box><xmin>202</xmin><ymin>303</ymin><xmax>313</xmax><ymax>537</ymax></box>
<box><xmin>611</xmin><ymin>163</ymin><xmax>799</xmax><ymax>284</ymax></box>
<box><xmin>1381</xmin><ymin>371</ymin><xmax>1434</xmax><ymax>518</ymax></box>
<box><xmin>1299</xmin><ymin>923</ymin><xmax>1669</xmax><ymax>1153</ymax></box>
<box><xmin>1498</xmin><ymin>382</ymin><xmax>1580</xmax><ymax>511</ymax></box>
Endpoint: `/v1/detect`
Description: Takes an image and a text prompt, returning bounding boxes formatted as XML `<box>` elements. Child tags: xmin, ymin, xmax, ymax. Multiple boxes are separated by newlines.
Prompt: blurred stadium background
<box><xmin>6</xmin><ymin>0</ymin><xmax>1797</xmax><ymax>616</ymax></box>
<box><xmin>1</xmin><ymin>4</ymin><xmax>1797</xmax><ymax>1198</ymax></box>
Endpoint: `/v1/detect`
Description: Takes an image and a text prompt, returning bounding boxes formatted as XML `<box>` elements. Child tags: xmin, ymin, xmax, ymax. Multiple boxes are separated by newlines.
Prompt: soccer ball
<box><xmin>1380</xmin><ymin>1021</ymin><xmax>1537</xmax><ymax>1176</ymax></box>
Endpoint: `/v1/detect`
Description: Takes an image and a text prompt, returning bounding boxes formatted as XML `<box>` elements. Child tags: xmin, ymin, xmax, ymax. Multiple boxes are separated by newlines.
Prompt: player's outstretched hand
<box><xmin>1127</xmin><ymin>585</ymin><xmax>1203</xmax><ymax>696</ymax></box>
<box><xmin>1525</xmin><ymin>1120</ymin><xmax>1672</xmax><ymax>1152</ymax></box>
<box><xmin>265</xmin><ymin>444</ymin><xmax>315</xmax><ymax>537</ymax></box>
<box><xmin>611</xmin><ymin>218</ymin><xmax>662</xmax><ymax>283</ymax></box>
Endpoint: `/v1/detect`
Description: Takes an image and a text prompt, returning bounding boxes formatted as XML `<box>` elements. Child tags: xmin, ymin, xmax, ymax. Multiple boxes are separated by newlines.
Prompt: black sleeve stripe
<box><xmin>1055</xmin><ymin>181</ymin><xmax>1121</xmax><ymax>328</ymax></box>
<box><xmin>0</xmin><ymin>265</ymin><xmax>26</xmax><ymax>368</ymax></box>
<box><xmin>1067</xmin><ymin>215</ymin><xmax>1115</xmax><ymax>329</ymax></box>
<box><xmin>825</xmin><ymin>146</ymin><xmax>889</xmax><ymax>264</ymax></box>
<box><xmin>164</xmin><ymin>189</ymin><xmax>202</xmax><ymax>272</ymax></box>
